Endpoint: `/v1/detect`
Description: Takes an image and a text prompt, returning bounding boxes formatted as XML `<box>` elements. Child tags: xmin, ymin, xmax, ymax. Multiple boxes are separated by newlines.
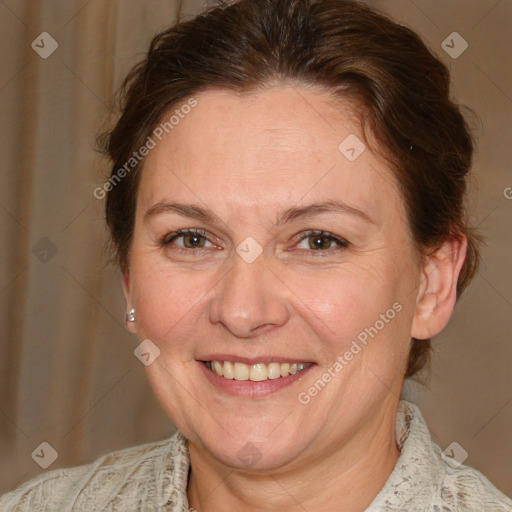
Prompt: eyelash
<box><xmin>160</xmin><ymin>228</ymin><xmax>349</xmax><ymax>256</ymax></box>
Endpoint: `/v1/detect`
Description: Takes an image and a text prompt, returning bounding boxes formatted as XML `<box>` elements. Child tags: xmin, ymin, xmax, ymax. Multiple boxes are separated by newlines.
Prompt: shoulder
<box><xmin>0</xmin><ymin>431</ymin><xmax>189</xmax><ymax>511</ymax></box>
<box><xmin>434</xmin><ymin>444</ymin><xmax>512</xmax><ymax>512</ymax></box>
<box><xmin>399</xmin><ymin>400</ymin><xmax>512</xmax><ymax>512</ymax></box>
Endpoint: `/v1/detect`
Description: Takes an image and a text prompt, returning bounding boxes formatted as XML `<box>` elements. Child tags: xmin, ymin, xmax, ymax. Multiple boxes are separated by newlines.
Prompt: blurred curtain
<box><xmin>0</xmin><ymin>0</ymin><xmax>205</xmax><ymax>493</ymax></box>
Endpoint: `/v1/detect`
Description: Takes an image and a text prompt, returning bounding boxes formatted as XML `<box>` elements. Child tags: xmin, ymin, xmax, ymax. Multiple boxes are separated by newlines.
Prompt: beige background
<box><xmin>0</xmin><ymin>0</ymin><xmax>510</xmax><ymax>498</ymax></box>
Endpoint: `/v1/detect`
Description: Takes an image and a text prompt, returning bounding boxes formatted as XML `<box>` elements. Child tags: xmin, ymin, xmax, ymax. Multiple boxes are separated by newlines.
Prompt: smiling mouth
<box><xmin>203</xmin><ymin>360</ymin><xmax>312</xmax><ymax>381</ymax></box>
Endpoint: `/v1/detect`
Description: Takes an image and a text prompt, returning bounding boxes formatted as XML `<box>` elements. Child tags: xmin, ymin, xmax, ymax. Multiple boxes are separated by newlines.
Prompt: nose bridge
<box><xmin>209</xmin><ymin>251</ymin><xmax>290</xmax><ymax>337</ymax></box>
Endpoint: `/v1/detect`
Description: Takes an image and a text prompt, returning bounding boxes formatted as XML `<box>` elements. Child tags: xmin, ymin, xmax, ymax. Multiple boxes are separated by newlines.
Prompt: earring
<box><xmin>126</xmin><ymin>308</ymin><xmax>136</xmax><ymax>323</ymax></box>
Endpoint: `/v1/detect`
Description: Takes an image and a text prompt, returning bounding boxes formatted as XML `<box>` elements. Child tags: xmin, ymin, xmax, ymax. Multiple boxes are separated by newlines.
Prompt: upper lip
<box><xmin>197</xmin><ymin>354</ymin><xmax>315</xmax><ymax>365</ymax></box>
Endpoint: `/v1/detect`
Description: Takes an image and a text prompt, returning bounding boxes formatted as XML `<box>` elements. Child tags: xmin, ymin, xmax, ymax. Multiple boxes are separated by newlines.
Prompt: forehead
<box><xmin>138</xmin><ymin>86</ymin><xmax>402</xmax><ymax>224</ymax></box>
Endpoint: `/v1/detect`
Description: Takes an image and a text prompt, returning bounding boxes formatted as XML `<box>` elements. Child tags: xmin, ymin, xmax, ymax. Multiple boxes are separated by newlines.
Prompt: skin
<box><xmin>123</xmin><ymin>84</ymin><xmax>466</xmax><ymax>511</ymax></box>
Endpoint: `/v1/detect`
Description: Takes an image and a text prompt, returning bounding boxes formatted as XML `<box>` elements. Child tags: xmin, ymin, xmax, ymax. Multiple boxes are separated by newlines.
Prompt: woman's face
<box><xmin>125</xmin><ymin>85</ymin><xmax>424</xmax><ymax>470</ymax></box>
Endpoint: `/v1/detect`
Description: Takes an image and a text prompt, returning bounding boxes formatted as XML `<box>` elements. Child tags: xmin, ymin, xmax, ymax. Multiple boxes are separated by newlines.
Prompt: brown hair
<box><xmin>98</xmin><ymin>0</ymin><xmax>480</xmax><ymax>379</ymax></box>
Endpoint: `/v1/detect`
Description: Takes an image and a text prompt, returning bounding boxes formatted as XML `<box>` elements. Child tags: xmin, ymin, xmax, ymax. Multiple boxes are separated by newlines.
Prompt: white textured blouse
<box><xmin>1</xmin><ymin>401</ymin><xmax>511</xmax><ymax>511</ymax></box>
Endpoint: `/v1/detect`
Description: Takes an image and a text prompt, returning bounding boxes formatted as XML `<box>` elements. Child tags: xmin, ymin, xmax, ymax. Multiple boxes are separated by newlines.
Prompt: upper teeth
<box><xmin>206</xmin><ymin>361</ymin><xmax>310</xmax><ymax>381</ymax></box>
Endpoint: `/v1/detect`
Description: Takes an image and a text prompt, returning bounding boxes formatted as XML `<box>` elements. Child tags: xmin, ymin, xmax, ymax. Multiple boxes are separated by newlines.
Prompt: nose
<box><xmin>208</xmin><ymin>252</ymin><xmax>290</xmax><ymax>338</ymax></box>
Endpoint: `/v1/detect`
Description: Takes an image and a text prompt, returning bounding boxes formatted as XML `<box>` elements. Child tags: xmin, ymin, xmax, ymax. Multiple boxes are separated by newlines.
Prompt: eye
<box><xmin>295</xmin><ymin>230</ymin><xmax>349</xmax><ymax>252</ymax></box>
<box><xmin>161</xmin><ymin>228</ymin><xmax>217</xmax><ymax>250</ymax></box>
<box><xmin>160</xmin><ymin>228</ymin><xmax>349</xmax><ymax>256</ymax></box>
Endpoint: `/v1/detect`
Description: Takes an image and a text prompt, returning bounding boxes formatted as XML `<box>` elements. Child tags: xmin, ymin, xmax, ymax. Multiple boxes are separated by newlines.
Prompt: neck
<box><xmin>186</xmin><ymin>401</ymin><xmax>401</xmax><ymax>512</ymax></box>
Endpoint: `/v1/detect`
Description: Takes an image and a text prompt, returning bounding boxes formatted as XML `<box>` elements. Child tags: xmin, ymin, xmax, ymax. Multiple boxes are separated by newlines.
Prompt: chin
<box><xmin>187</xmin><ymin>415</ymin><xmax>315</xmax><ymax>472</ymax></box>
<box><xmin>205</xmin><ymin>436</ymin><xmax>306</xmax><ymax>472</ymax></box>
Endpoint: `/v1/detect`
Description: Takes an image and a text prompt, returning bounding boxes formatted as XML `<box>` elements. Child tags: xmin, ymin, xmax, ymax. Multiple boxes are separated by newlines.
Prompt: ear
<box><xmin>122</xmin><ymin>271</ymin><xmax>137</xmax><ymax>334</ymax></box>
<box><xmin>411</xmin><ymin>235</ymin><xmax>467</xmax><ymax>340</ymax></box>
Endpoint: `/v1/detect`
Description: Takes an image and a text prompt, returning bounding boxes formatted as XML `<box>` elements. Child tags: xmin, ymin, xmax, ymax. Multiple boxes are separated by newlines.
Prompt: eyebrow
<box><xmin>143</xmin><ymin>199</ymin><xmax>375</xmax><ymax>226</ymax></box>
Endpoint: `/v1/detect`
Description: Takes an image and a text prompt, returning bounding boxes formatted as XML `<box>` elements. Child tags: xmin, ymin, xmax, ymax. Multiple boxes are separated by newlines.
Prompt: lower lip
<box><xmin>197</xmin><ymin>361</ymin><xmax>315</xmax><ymax>398</ymax></box>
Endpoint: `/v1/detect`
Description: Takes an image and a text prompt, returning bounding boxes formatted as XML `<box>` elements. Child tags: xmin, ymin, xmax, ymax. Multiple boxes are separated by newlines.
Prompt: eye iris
<box><xmin>309</xmin><ymin>234</ymin><xmax>331</xmax><ymax>250</ymax></box>
<box><xmin>184</xmin><ymin>233</ymin><xmax>205</xmax><ymax>248</ymax></box>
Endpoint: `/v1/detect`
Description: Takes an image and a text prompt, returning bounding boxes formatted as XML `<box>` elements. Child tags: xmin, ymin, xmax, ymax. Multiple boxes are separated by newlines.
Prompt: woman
<box><xmin>2</xmin><ymin>0</ymin><xmax>511</xmax><ymax>510</ymax></box>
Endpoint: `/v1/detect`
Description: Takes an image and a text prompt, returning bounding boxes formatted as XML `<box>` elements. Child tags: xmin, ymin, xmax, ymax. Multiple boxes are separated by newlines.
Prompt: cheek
<box><xmin>278</xmin><ymin>263</ymin><xmax>407</xmax><ymax>354</ymax></box>
<box><xmin>302</xmin><ymin>274</ymin><xmax>412</xmax><ymax>391</ymax></box>
<box><xmin>129</xmin><ymin>260</ymin><xmax>208</xmax><ymax>351</ymax></box>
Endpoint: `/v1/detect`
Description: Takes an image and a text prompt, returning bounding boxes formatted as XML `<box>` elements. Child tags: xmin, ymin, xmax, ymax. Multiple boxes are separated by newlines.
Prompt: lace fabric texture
<box><xmin>1</xmin><ymin>400</ymin><xmax>510</xmax><ymax>511</ymax></box>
